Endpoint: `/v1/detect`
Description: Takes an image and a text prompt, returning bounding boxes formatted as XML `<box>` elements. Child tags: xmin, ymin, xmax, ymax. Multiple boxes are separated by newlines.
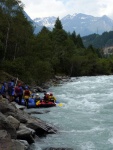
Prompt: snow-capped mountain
<box><xmin>34</xmin><ymin>16</ymin><xmax>56</xmax><ymax>28</ymax></box>
<box><xmin>33</xmin><ymin>13</ymin><xmax>113</xmax><ymax>37</ymax></box>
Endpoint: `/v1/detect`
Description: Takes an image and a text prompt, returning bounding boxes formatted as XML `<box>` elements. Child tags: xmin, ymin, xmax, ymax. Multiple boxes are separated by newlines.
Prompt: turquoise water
<box><xmin>29</xmin><ymin>75</ymin><xmax>113</xmax><ymax>150</ymax></box>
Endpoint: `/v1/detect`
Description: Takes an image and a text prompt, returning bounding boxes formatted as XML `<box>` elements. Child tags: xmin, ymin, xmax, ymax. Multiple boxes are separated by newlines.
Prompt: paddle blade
<box><xmin>57</xmin><ymin>103</ymin><xmax>63</xmax><ymax>107</ymax></box>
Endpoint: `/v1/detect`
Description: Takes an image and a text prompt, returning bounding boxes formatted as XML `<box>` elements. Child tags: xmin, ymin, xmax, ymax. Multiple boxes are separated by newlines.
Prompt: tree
<box><xmin>0</xmin><ymin>0</ymin><xmax>23</xmax><ymax>61</ymax></box>
<box><xmin>54</xmin><ymin>17</ymin><xmax>63</xmax><ymax>30</ymax></box>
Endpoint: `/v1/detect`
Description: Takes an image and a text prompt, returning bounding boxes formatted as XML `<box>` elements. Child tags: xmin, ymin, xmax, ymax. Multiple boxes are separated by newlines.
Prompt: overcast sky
<box><xmin>21</xmin><ymin>0</ymin><xmax>113</xmax><ymax>20</ymax></box>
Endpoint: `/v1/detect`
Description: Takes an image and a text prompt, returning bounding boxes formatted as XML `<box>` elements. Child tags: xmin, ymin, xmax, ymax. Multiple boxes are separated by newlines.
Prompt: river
<box><xmin>29</xmin><ymin>75</ymin><xmax>113</xmax><ymax>150</ymax></box>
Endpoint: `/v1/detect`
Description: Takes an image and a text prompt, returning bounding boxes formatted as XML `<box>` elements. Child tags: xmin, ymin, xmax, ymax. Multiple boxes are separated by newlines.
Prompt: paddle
<box><xmin>55</xmin><ymin>100</ymin><xmax>63</xmax><ymax>106</ymax></box>
<box><xmin>57</xmin><ymin>103</ymin><xmax>63</xmax><ymax>106</ymax></box>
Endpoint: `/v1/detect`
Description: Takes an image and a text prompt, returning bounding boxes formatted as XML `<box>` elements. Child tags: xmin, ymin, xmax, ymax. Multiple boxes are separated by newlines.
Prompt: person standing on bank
<box><xmin>8</xmin><ymin>79</ymin><xmax>15</xmax><ymax>102</ymax></box>
<box><xmin>23</xmin><ymin>86</ymin><xmax>31</xmax><ymax>108</ymax></box>
<box><xmin>14</xmin><ymin>83</ymin><xmax>23</xmax><ymax>105</ymax></box>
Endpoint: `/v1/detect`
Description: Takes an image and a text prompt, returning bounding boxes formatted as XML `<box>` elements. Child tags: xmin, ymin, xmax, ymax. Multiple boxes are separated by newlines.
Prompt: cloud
<box><xmin>21</xmin><ymin>0</ymin><xmax>113</xmax><ymax>20</ymax></box>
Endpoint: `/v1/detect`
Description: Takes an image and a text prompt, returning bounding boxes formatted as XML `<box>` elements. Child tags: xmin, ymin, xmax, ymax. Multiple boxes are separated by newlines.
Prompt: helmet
<box><xmin>46</xmin><ymin>92</ymin><xmax>50</xmax><ymax>95</ymax></box>
<box><xmin>31</xmin><ymin>93</ymin><xmax>34</xmax><ymax>97</ymax></box>
<box><xmin>36</xmin><ymin>93</ymin><xmax>39</xmax><ymax>96</ymax></box>
<box><xmin>50</xmin><ymin>93</ymin><xmax>53</xmax><ymax>96</ymax></box>
<box><xmin>18</xmin><ymin>83</ymin><xmax>22</xmax><ymax>86</ymax></box>
<box><xmin>25</xmin><ymin>86</ymin><xmax>28</xmax><ymax>89</ymax></box>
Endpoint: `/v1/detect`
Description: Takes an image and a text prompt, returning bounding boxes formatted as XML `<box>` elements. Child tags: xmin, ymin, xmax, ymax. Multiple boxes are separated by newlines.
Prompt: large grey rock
<box><xmin>26</xmin><ymin>117</ymin><xmax>57</xmax><ymax>136</ymax></box>
<box><xmin>0</xmin><ymin>130</ymin><xmax>13</xmax><ymax>150</ymax></box>
<box><xmin>0</xmin><ymin>98</ymin><xmax>17</xmax><ymax>114</ymax></box>
<box><xmin>6</xmin><ymin>115</ymin><xmax>20</xmax><ymax>130</ymax></box>
<box><xmin>0</xmin><ymin>130</ymin><xmax>24</xmax><ymax>150</ymax></box>
<box><xmin>18</xmin><ymin>140</ymin><xmax>29</xmax><ymax>150</ymax></box>
<box><xmin>0</xmin><ymin>113</ymin><xmax>17</xmax><ymax>139</ymax></box>
<box><xmin>19</xmin><ymin>123</ymin><xmax>35</xmax><ymax>136</ymax></box>
<box><xmin>17</xmin><ymin>124</ymin><xmax>35</xmax><ymax>144</ymax></box>
<box><xmin>12</xmin><ymin>139</ymin><xmax>27</xmax><ymax>150</ymax></box>
<box><xmin>12</xmin><ymin>102</ymin><xmax>26</xmax><ymax>110</ymax></box>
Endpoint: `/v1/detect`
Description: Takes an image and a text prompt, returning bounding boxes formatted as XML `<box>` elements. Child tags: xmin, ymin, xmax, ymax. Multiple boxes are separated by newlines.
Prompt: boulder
<box><xmin>0</xmin><ymin>98</ymin><xmax>17</xmax><ymax>114</ymax></box>
<box><xmin>6</xmin><ymin>115</ymin><xmax>20</xmax><ymax>130</ymax></box>
<box><xmin>5</xmin><ymin>107</ymin><xmax>28</xmax><ymax>123</ymax></box>
<box><xmin>18</xmin><ymin>140</ymin><xmax>29</xmax><ymax>150</ymax></box>
<box><xmin>12</xmin><ymin>139</ymin><xmax>27</xmax><ymax>150</ymax></box>
<box><xmin>0</xmin><ymin>130</ymin><xmax>26</xmax><ymax>150</ymax></box>
<box><xmin>0</xmin><ymin>130</ymin><xmax>13</xmax><ymax>150</ymax></box>
<box><xmin>12</xmin><ymin>102</ymin><xmax>25</xmax><ymax>110</ymax></box>
<box><xmin>26</xmin><ymin>117</ymin><xmax>57</xmax><ymax>136</ymax></box>
<box><xmin>0</xmin><ymin>112</ymin><xmax>17</xmax><ymax>139</ymax></box>
<box><xmin>17</xmin><ymin>123</ymin><xmax>35</xmax><ymax>144</ymax></box>
<box><xmin>19</xmin><ymin>123</ymin><xmax>35</xmax><ymax>136</ymax></box>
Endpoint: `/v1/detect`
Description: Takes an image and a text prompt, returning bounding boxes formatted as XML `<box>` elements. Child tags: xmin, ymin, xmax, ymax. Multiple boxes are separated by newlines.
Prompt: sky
<box><xmin>21</xmin><ymin>0</ymin><xmax>113</xmax><ymax>20</ymax></box>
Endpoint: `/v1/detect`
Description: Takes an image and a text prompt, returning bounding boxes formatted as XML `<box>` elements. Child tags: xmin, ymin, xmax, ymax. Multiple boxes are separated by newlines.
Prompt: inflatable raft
<box><xmin>15</xmin><ymin>98</ymin><xmax>56</xmax><ymax>108</ymax></box>
<box><xmin>36</xmin><ymin>100</ymin><xmax>56</xmax><ymax>108</ymax></box>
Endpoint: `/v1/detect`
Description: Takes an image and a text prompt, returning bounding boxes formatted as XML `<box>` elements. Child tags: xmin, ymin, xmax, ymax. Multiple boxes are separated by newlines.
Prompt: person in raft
<box><xmin>34</xmin><ymin>93</ymin><xmax>41</xmax><ymax>104</ymax></box>
<box><xmin>49</xmin><ymin>92</ymin><xmax>56</xmax><ymax>103</ymax></box>
<box><xmin>23</xmin><ymin>86</ymin><xmax>31</xmax><ymax>108</ymax></box>
<box><xmin>43</xmin><ymin>92</ymin><xmax>50</xmax><ymax>103</ymax></box>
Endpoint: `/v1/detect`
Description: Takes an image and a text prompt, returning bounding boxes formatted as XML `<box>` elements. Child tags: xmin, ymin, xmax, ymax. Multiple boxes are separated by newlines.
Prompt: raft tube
<box><xmin>15</xmin><ymin>98</ymin><xmax>36</xmax><ymax>108</ymax></box>
<box><xmin>36</xmin><ymin>101</ymin><xmax>56</xmax><ymax>108</ymax></box>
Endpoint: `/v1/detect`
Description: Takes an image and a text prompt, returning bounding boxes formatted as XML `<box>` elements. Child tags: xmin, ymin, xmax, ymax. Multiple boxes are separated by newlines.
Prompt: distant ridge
<box><xmin>24</xmin><ymin>12</ymin><xmax>113</xmax><ymax>36</ymax></box>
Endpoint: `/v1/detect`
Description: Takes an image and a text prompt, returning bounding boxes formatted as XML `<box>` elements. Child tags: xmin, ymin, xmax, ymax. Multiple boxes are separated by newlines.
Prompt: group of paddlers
<box><xmin>0</xmin><ymin>78</ymin><xmax>56</xmax><ymax>108</ymax></box>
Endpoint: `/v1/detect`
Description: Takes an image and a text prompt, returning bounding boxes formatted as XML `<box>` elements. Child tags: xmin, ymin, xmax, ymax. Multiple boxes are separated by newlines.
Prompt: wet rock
<box><xmin>18</xmin><ymin>140</ymin><xmax>29</xmax><ymax>150</ymax></box>
<box><xmin>27</xmin><ymin>110</ymin><xmax>50</xmax><ymax>115</ymax></box>
<box><xmin>17</xmin><ymin>123</ymin><xmax>35</xmax><ymax>144</ymax></box>
<box><xmin>17</xmin><ymin>125</ymin><xmax>35</xmax><ymax>144</ymax></box>
<box><xmin>26</xmin><ymin>117</ymin><xmax>57</xmax><ymax>136</ymax></box>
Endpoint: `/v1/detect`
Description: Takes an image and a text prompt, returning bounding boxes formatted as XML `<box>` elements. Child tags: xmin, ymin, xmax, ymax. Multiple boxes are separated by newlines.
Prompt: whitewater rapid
<box><xmin>29</xmin><ymin>75</ymin><xmax>113</xmax><ymax>150</ymax></box>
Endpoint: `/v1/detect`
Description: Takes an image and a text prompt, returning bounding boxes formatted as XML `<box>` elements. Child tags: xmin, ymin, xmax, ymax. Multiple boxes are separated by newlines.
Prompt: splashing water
<box><xmin>29</xmin><ymin>75</ymin><xmax>113</xmax><ymax>150</ymax></box>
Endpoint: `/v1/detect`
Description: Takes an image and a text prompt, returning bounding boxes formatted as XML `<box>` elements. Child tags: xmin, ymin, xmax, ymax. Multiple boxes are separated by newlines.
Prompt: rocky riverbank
<box><xmin>0</xmin><ymin>72</ymin><xmax>73</xmax><ymax>150</ymax></box>
<box><xmin>0</xmin><ymin>95</ymin><xmax>57</xmax><ymax>150</ymax></box>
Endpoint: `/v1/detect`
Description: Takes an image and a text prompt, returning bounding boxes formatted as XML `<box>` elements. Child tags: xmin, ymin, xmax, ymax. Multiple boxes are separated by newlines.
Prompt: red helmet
<box><xmin>50</xmin><ymin>93</ymin><xmax>53</xmax><ymax>96</ymax></box>
<box><xmin>18</xmin><ymin>83</ymin><xmax>22</xmax><ymax>86</ymax></box>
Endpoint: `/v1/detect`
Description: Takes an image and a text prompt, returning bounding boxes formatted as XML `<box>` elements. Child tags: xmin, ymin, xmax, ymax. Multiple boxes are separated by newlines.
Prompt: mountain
<box><xmin>82</xmin><ymin>31</ymin><xmax>113</xmax><ymax>49</ymax></box>
<box><xmin>33</xmin><ymin>13</ymin><xmax>113</xmax><ymax>36</ymax></box>
<box><xmin>23</xmin><ymin>11</ymin><xmax>43</xmax><ymax>34</ymax></box>
<box><xmin>34</xmin><ymin>16</ymin><xmax>56</xmax><ymax>29</ymax></box>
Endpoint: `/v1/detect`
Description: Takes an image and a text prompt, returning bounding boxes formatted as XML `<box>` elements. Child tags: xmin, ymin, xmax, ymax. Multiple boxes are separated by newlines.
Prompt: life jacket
<box><xmin>15</xmin><ymin>86</ymin><xmax>23</xmax><ymax>95</ymax></box>
<box><xmin>23</xmin><ymin>89</ymin><xmax>31</xmax><ymax>100</ymax></box>
<box><xmin>49</xmin><ymin>95</ymin><xmax>56</xmax><ymax>102</ymax></box>
<box><xmin>24</xmin><ymin>89</ymin><xmax>30</xmax><ymax>96</ymax></box>
<box><xmin>8</xmin><ymin>81</ymin><xmax>14</xmax><ymax>89</ymax></box>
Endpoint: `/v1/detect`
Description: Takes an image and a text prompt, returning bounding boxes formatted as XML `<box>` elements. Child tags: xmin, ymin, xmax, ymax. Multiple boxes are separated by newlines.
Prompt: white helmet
<box><xmin>35</xmin><ymin>93</ymin><xmax>39</xmax><ymax>96</ymax></box>
<box><xmin>46</xmin><ymin>92</ymin><xmax>50</xmax><ymax>95</ymax></box>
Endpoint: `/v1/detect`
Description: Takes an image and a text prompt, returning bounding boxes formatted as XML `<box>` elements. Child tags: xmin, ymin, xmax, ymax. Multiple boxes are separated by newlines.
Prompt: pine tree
<box><xmin>54</xmin><ymin>17</ymin><xmax>63</xmax><ymax>30</ymax></box>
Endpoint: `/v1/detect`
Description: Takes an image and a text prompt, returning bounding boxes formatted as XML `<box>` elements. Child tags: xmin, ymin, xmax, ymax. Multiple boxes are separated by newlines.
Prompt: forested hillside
<box><xmin>1</xmin><ymin>0</ymin><xmax>113</xmax><ymax>85</ymax></box>
<box><xmin>82</xmin><ymin>31</ymin><xmax>113</xmax><ymax>49</ymax></box>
